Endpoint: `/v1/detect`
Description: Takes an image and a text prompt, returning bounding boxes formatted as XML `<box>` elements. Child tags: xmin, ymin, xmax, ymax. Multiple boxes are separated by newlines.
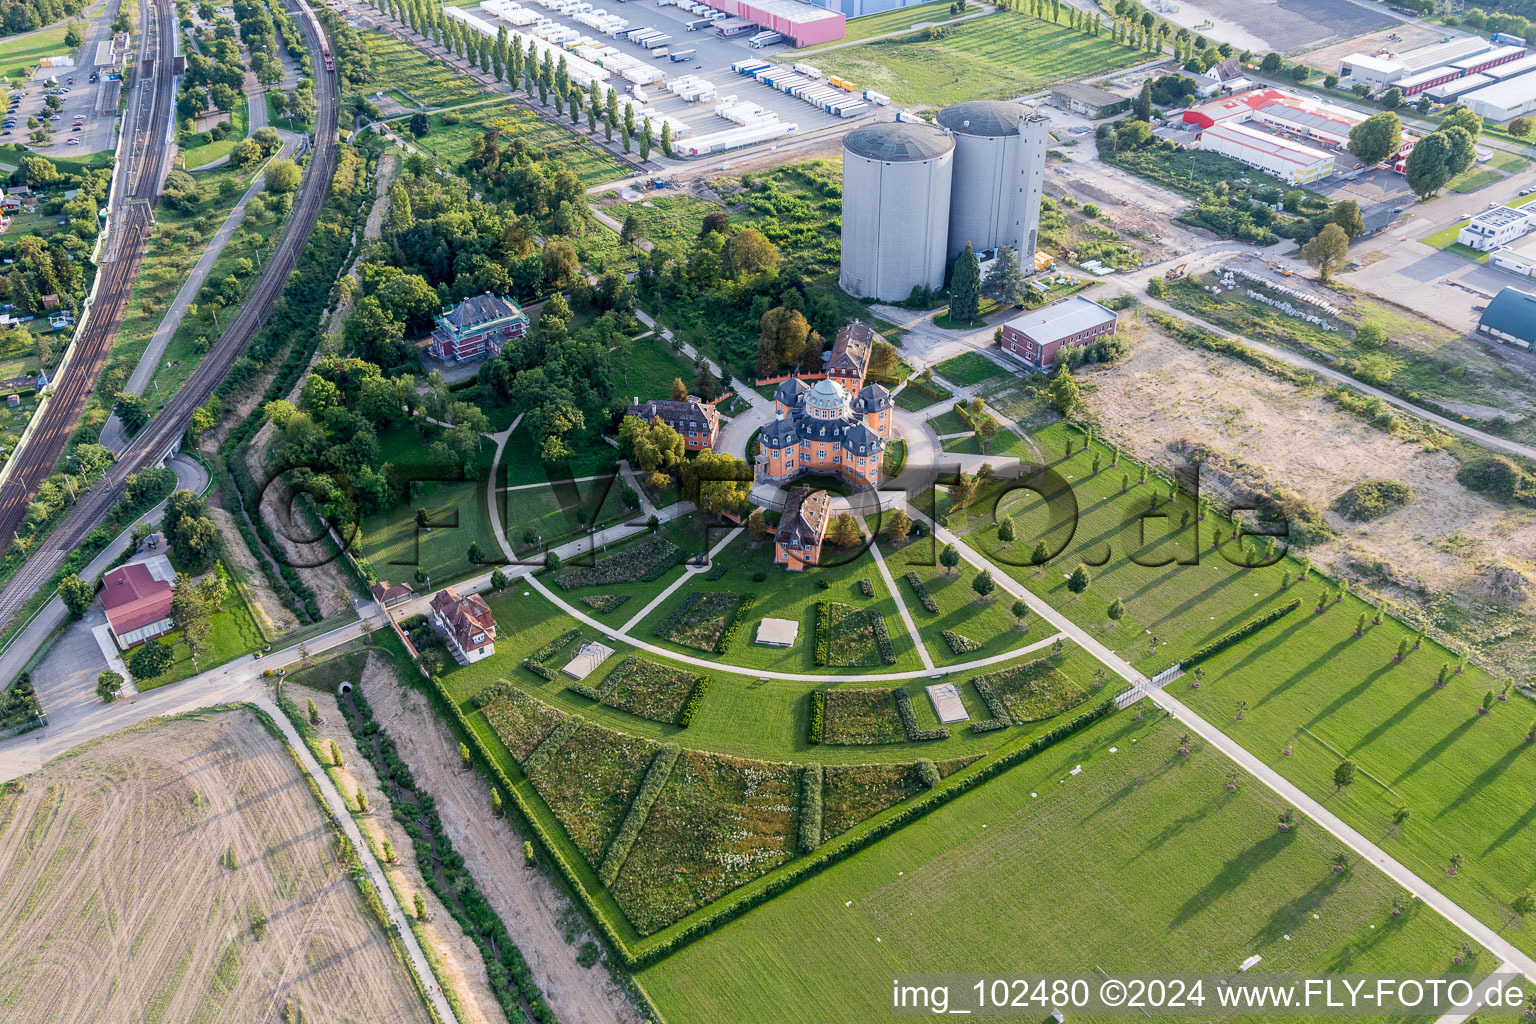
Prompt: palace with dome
<box><xmin>757</xmin><ymin>323</ymin><xmax>894</xmax><ymax>490</ymax></box>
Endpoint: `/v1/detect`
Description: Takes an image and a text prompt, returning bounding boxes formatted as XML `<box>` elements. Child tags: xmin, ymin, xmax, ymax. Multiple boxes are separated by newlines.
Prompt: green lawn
<box><xmin>895</xmin><ymin>556</ymin><xmax>1043</xmax><ymax>669</ymax></box>
<box><xmin>503</xmin><ymin>475</ymin><xmax>636</xmax><ymax>557</ymax></box>
<box><xmin>934</xmin><ymin>350</ymin><xmax>1010</xmax><ymax>387</ymax></box>
<box><xmin>807</xmin><ymin>12</ymin><xmax>1144</xmax><ymax>106</ymax></box>
<box><xmin>608</xmin><ymin>194</ymin><xmax>721</xmax><ymax>249</ymax></box>
<box><xmin>0</xmin><ymin>24</ymin><xmax>73</xmax><ymax>79</ymax></box>
<box><xmin>390</xmin><ymin>98</ymin><xmax>626</xmax><ymax>186</ymax></box>
<box><xmin>360</xmin><ymin>28</ymin><xmax>488</xmax><ymax>108</ymax></box>
<box><xmin>805</xmin><ymin>0</ymin><xmax>964</xmax><ymax>48</ymax></box>
<box><xmin>357</xmin><ymin>424</ymin><xmax>503</xmax><ymax>588</ymax></box>
<box><xmin>1447</xmin><ymin>150</ymin><xmax>1529</xmax><ymax>193</ymax></box>
<box><xmin>179</xmin><ymin>97</ymin><xmax>250</xmax><ymax>170</ymax></box>
<box><xmin>615</xmin><ymin>339</ymin><xmax>701</xmax><ymax>405</ymax></box>
<box><xmin>499</xmin><ymin>419</ymin><xmax>619</xmax><ymax>488</ymax></box>
<box><xmin>640</xmin><ymin>709</ymin><xmax>1488</xmax><ymax>1024</ymax></box>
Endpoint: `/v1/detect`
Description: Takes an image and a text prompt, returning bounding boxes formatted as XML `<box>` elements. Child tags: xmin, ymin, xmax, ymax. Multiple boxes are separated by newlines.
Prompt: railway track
<box><xmin>0</xmin><ymin>0</ymin><xmax>341</xmax><ymax>629</ymax></box>
<box><xmin>0</xmin><ymin>0</ymin><xmax>175</xmax><ymax>554</ymax></box>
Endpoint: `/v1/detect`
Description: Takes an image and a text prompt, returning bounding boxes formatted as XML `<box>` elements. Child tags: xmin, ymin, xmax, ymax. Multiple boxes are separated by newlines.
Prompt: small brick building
<box><xmin>998</xmin><ymin>296</ymin><xmax>1119</xmax><ymax>372</ymax></box>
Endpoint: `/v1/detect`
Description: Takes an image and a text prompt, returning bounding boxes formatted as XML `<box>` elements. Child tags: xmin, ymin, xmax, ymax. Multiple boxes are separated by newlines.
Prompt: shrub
<box><xmin>1333</xmin><ymin>479</ymin><xmax>1413</xmax><ymax>521</ymax></box>
<box><xmin>942</xmin><ymin>630</ymin><xmax>981</xmax><ymax>655</ymax></box>
<box><xmin>704</xmin><ymin>561</ymin><xmax>730</xmax><ymax>581</ymax></box>
<box><xmin>470</xmin><ymin>680</ymin><xmax>517</xmax><ymax>709</ymax></box>
<box><xmin>1181</xmin><ymin>599</ymin><xmax>1302</xmax><ymax>670</ymax></box>
<box><xmin>915</xmin><ymin>759</ymin><xmax>941</xmax><ymax>788</ymax></box>
<box><xmin>871</xmin><ymin>615</ymin><xmax>896</xmax><ymax>664</ymax></box>
<box><xmin>598</xmin><ymin>743</ymin><xmax>681</xmax><ymax>886</ymax></box>
<box><xmin>903</xmin><ymin>571</ymin><xmax>939</xmax><ymax>613</ymax></box>
<box><xmin>808</xmin><ymin>689</ymin><xmax>825</xmax><ymax>744</ymax></box>
<box><xmin>553</xmin><ymin>537</ymin><xmax>684</xmax><ymax>589</ymax></box>
<box><xmin>859</xmin><ymin>577</ymin><xmax>875</xmax><ymax>597</ymax></box>
<box><xmin>580</xmin><ymin>594</ymin><xmax>632</xmax><ymax>613</ymax></box>
<box><xmin>894</xmin><ymin>687</ymin><xmax>949</xmax><ymax>741</ymax></box>
<box><xmin>798</xmin><ymin>764</ymin><xmax>823</xmax><ymax>853</ymax></box>
<box><xmin>521</xmin><ymin>715</ymin><xmax>585</xmax><ymax>776</ymax></box>
<box><xmin>677</xmin><ymin>676</ymin><xmax>710</xmax><ymax>727</ymax></box>
<box><xmin>716</xmin><ymin>593</ymin><xmax>756</xmax><ymax>653</ymax></box>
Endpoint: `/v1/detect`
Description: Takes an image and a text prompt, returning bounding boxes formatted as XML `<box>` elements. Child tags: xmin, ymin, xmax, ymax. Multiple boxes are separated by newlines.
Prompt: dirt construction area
<box><xmin>1299</xmin><ymin>22</ymin><xmax>1449</xmax><ymax>73</ymax></box>
<box><xmin>1084</xmin><ymin>323</ymin><xmax>1536</xmax><ymax>673</ymax></box>
<box><xmin>0</xmin><ymin>709</ymin><xmax>427</xmax><ymax>1024</ymax></box>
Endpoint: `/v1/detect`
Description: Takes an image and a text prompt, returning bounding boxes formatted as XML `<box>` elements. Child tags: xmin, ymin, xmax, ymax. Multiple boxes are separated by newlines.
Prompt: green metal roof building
<box><xmin>1478</xmin><ymin>287</ymin><xmax>1536</xmax><ymax>349</ymax></box>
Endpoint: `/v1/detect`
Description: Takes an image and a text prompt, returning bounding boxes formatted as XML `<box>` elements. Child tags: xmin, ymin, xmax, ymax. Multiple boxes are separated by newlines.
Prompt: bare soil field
<box><xmin>0</xmin><ymin>709</ymin><xmax>428</xmax><ymax>1024</ymax></box>
<box><xmin>1084</xmin><ymin>324</ymin><xmax>1536</xmax><ymax>672</ymax></box>
<box><xmin>359</xmin><ymin>655</ymin><xmax>643</xmax><ymax>1024</ymax></box>
<box><xmin>302</xmin><ymin>678</ymin><xmax>499</xmax><ymax>1024</ymax></box>
<box><xmin>1047</xmin><ymin>160</ymin><xmax>1211</xmax><ymax>259</ymax></box>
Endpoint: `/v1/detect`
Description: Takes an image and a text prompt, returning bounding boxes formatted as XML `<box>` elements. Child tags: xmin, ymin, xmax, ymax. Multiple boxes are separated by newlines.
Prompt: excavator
<box><xmin>1164</xmin><ymin>263</ymin><xmax>1187</xmax><ymax>281</ymax></box>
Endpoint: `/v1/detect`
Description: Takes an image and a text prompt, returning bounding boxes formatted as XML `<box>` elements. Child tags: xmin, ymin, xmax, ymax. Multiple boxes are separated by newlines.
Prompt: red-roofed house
<box><xmin>100</xmin><ymin>560</ymin><xmax>175</xmax><ymax>649</ymax></box>
<box><xmin>429</xmin><ymin>587</ymin><xmax>497</xmax><ymax>664</ymax></box>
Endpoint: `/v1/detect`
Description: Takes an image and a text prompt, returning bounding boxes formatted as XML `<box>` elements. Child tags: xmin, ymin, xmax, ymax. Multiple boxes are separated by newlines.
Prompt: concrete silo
<box><xmin>936</xmin><ymin>100</ymin><xmax>1051</xmax><ymax>262</ymax></box>
<box><xmin>839</xmin><ymin>121</ymin><xmax>955</xmax><ymax>303</ymax></box>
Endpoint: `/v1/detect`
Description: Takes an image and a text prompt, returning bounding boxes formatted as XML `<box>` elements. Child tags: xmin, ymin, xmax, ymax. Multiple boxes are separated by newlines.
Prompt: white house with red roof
<box><xmin>429</xmin><ymin>587</ymin><xmax>497</xmax><ymax>664</ymax></box>
<box><xmin>99</xmin><ymin>555</ymin><xmax>176</xmax><ymax>649</ymax></box>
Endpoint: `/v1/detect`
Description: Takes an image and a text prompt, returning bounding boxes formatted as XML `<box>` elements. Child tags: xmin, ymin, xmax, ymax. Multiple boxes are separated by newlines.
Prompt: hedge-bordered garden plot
<box><xmin>576</xmin><ymin>655</ymin><xmax>702</xmax><ymax>725</ymax></box>
<box><xmin>524</xmin><ymin>721</ymin><xmax>656</xmax><ymax>864</ymax></box>
<box><xmin>821</xmin><ymin>688</ymin><xmax>906</xmax><ymax>745</ymax></box>
<box><xmin>820</xmin><ymin>602</ymin><xmax>897</xmax><ymax>667</ymax></box>
<box><xmin>654</xmin><ymin>591</ymin><xmax>752</xmax><ymax>654</ymax></box>
<box><xmin>477</xmin><ymin>683</ymin><xmax>567</xmax><ymax>761</ymax></box>
<box><xmin>970</xmin><ymin>659</ymin><xmax>1088</xmax><ymax>726</ymax></box>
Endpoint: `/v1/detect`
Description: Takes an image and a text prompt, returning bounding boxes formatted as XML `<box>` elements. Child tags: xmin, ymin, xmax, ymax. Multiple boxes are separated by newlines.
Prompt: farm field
<box><xmin>808</xmin><ymin>13</ymin><xmax>1144</xmax><ymax>107</ymax></box>
<box><xmin>359</xmin><ymin>28</ymin><xmax>487</xmax><ymax>108</ymax></box>
<box><xmin>638</xmin><ymin>709</ymin><xmax>1489</xmax><ymax>1024</ymax></box>
<box><xmin>389</xmin><ymin>97</ymin><xmax>627</xmax><ymax>186</ymax></box>
<box><xmin>0</xmin><ymin>710</ymin><xmax>427</xmax><ymax>1023</ymax></box>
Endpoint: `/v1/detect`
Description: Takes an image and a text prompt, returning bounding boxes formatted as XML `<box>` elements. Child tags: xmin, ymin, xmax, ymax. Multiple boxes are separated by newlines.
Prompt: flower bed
<box><xmin>822</xmin><ymin>687</ymin><xmax>907</xmax><ymax>745</ymax></box>
<box><xmin>654</xmin><ymin>591</ymin><xmax>751</xmax><ymax>653</ymax></box>
<box><xmin>822</xmin><ymin>602</ymin><xmax>898</xmax><ymax>667</ymax></box>
<box><xmin>480</xmin><ymin>685</ymin><xmax>568</xmax><ymax>761</ymax></box>
<box><xmin>821</xmin><ymin>763</ymin><xmax>924</xmax><ymax>839</ymax></box>
<box><xmin>526</xmin><ymin>723</ymin><xmax>657</xmax><ymax>864</ymax></box>
<box><xmin>597</xmin><ymin>655</ymin><xmax>703</xmax><ymax>724</ymax></box>
<box><xmin>581</xmin><ymin>594</ymin><xmax>632</xmax><ymax>614</ymax></box>
<box><xmin>553</xmin><ymin>537</ymin><xmax>683</xmax><ymax>590</ymax></box>
<box><xmin>903</xmin><ymin>571</ymin><xmax>940</xmax><ymax>613</ymax></box>
<box><xmin>859</xmin><ymin>578</ymin><xmax>875</xmax><ymax>597</ymax></box>
<box><xmin>971</xmin><ymin>659</ymin><xmax>1087</xmax><ymax>724</ymax></box>
<box><xmin>942</xmin><ymin>630</ymin><xmax>981</xmax><ymax>655</ymax></box>
<box><xmin>608</xmin><ymin>749</ymin><xmax>801</xmax><ymax>934</ymax></box>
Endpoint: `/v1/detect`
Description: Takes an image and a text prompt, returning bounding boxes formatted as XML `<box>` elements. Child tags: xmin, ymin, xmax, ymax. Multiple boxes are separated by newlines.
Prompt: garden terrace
<box><xmin>553</xmin><ymin>536</ymin><xmax>685</xmax><ymax>591</ymax></box>
<box><xmin>820</xmin><ymin>602</ymin><xmax>897</xmax><ymax>668</ymax></box>
<box><xmin>525</xmin><ymin>721</ymin><xmax>656</xmax><ymax>864</ymax></box>
<box><xmin>608</xmin><ymin>748</ymin><xmax>803</xmax><ymax>935</ymax></box>
<box><xmin>655</xmin><ymin>591</ymin><xmax>752</xmax><ymax>654</ymax></box>
<box><xmin>970</xmin><ymin>658</ymin><xmax>1088</xmax><ymax>725</ymax></box>
<box><xmin>582</xmin><ymin>654</ymin><xmax>703</xmax><ymax>725</ymax></box>
<box><xmin>637</xmin><ymin>711</ymin><xmax>1490</xmax><ymax>1023</ymax></box>
<box><xmin>821</xmin><ymin>688</ymin><xmax>907</xmax><ymax>745</ymax></box>
<box><xmin>478</xmin><ymin>682</ymin><xmax>569</xmax><ymax>761</ymax></box>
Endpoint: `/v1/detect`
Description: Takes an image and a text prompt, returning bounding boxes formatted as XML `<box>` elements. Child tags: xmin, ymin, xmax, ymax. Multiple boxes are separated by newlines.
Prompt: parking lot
<box><xmin>4</xmin><ymin>18</ymin><xmax>120</xmax><ymax>158</ymax></box>
<box><xmin>498</xmin><ymin>0</ymin><xmax>861</xmax><ymax>144</ymax></box>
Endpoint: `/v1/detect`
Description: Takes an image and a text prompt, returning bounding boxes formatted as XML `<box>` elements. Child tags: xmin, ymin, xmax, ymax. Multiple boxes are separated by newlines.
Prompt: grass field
<box><xmin>0</xmin><ymin>24</ymin><xmax>72</xmax><ymax>79</ymax></box>
<box><xmin>180</xmin><ymin>97</ymin><xmax>250</xmax><ymax>170</ymax></box>
<box><xmin>360</xmin><ymin>28</ymin><xmax>487</xmax><ymax>108</ymax></box>
<box><xmin>616</xmin><ymin>334</ymin><xmax>699</xmax><ymax>402</ymax></box>
<box><xmin>808</xmin><ymin>13</ymin><xmax>1144</xmax><ymax>107</ymax></box>
<box><xmin>1447</xmin><ymin>150</ymin><xmax>1529</xmax><ymax>193</ymax></box>
<box><xmin>639</xmin><ymin>709</ymin><xmax>1489</xmax><ymax>1024</ymax></box>
<box><xmin>934</xmin><ymin>350</ymin><xmax>1010</xmax><ymax>387</ymax></box>
<box><xmin>389</xmin><ymin>98</ymin><xmax>626</xmax><ymax>186</ymax></box>
<box><xmin>0</xmin><ymin>711</ymin><xmax>429</xmax><ymax>1022</ymax></box>
<box><xmin>805</xmin><ymin>0</ymin><xmax>963</xmax><ymax>48</ymax></box>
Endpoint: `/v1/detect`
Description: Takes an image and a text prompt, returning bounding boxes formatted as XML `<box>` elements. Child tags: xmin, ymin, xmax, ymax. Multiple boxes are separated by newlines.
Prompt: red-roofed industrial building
<box><xmin>99</xmin><ymin>560</ymin><xmax>175</xmax><ymax>649</ymax></box>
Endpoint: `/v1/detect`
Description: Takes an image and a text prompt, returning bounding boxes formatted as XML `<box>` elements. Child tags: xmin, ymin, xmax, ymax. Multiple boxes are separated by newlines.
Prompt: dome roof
<box><xmin>935</xmin><ymin>100</ymin><xmax>1028</xmax><ymax>137</ymax></box>
<box><xmin>805</xmin><ymin>377</ymin><xmax>848</xmax><ymax>413</ymax></box>
<box><xmin>844</xmin><ymin>121</ymin><xmax>955</xmax><ymax>162</ymax></box>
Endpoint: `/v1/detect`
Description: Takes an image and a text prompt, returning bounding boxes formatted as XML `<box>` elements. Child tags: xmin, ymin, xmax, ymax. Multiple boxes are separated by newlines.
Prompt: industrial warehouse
<box><xmin>1338</xmin><ymin>32</ymin><xmax>1536</xmax><ymax>122</ymax></box>
<box><xmin>839</xmin><ymin>102</ymin><xmax>1050</xmax><ymax>302</ymax></box>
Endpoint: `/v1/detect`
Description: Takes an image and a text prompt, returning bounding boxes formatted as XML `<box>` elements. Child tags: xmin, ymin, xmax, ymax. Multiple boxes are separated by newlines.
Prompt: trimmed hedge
<box><xmin>523</xmin><ymin>629</ymin><xmax>582</xmax><ymax>681</ymax></box>
<box><xmin>798</xmin><ymin>764</ymin><xmax>823</xmax><ymax>853</ymax></box>
<box><xmin>859</xmin><ymin>577</ymin><xmax>875</xmax><ymax>597</ymax></box>
<box><xmin>973</xmin><ymin>675</ymin><xmax>1009</xmax><ymax>722</ymax></box>
<box><xmin>1180</xmin><ymin>599</ymin><xmax>1301</xmax><ymax>671</ymax></box>
<box><xmin>522</xmin><ymin>715</ymin><xmax>584</xmax><ymax>775</ymax></box>
<box><xmin>904</xmin><ymin>571</ymin><xmax>939</xmax><ymax>614</ymax></box>
<box><xmin>715</xmin><ymin>593</ymin><xmax>755</xmax><ymax>653</ymax></box>
<box><xmin>598</xmin><ymin>742</ymin><xmax>681</xmax><ymax>887</ymax></box>
<box><xmin>704</xmin><ymin>561</ymin><xmax>730</xmax><ymax>581</ymax></box>
<box><xmin>894</xmin><ymin>687</ymin><xmax>948</xmax><ymax>741</ymax></box>
<box><xmin>871</xmin><ymin>614</ymin><xmax>896</xmax><ymax>664</ymax></box>
<box><xmin>808</xmin><ymin>689</ymin><xmax>824</xmax><ymax>744</ymax></box>
<box><xmin>814</xmin><ymin>600</ymin><xmax>831</xmax><ymax>666</ymax></box>
<box><xmin>969</xmin><ymin>717</ymin><xmax>1009</xmax><ymax>734</ymax></box>
<box><xmin>425</xmin><ymin>650</ymin><xmax>1115</xmax><ymax>970</ymax></box>
<box><xmin>677</xmin><ymin>676</ymin><xmax>710</xmax><ymax>727</ymax></box>
<box><xmin>470</xmin><ymin>680</ymin><xmax>516</xmax><ymax>709</ymax></box>
<box><xmin>942</xmin><ymin>630</ymin><xmax>981</xmax><ymax>655</ymax></box>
